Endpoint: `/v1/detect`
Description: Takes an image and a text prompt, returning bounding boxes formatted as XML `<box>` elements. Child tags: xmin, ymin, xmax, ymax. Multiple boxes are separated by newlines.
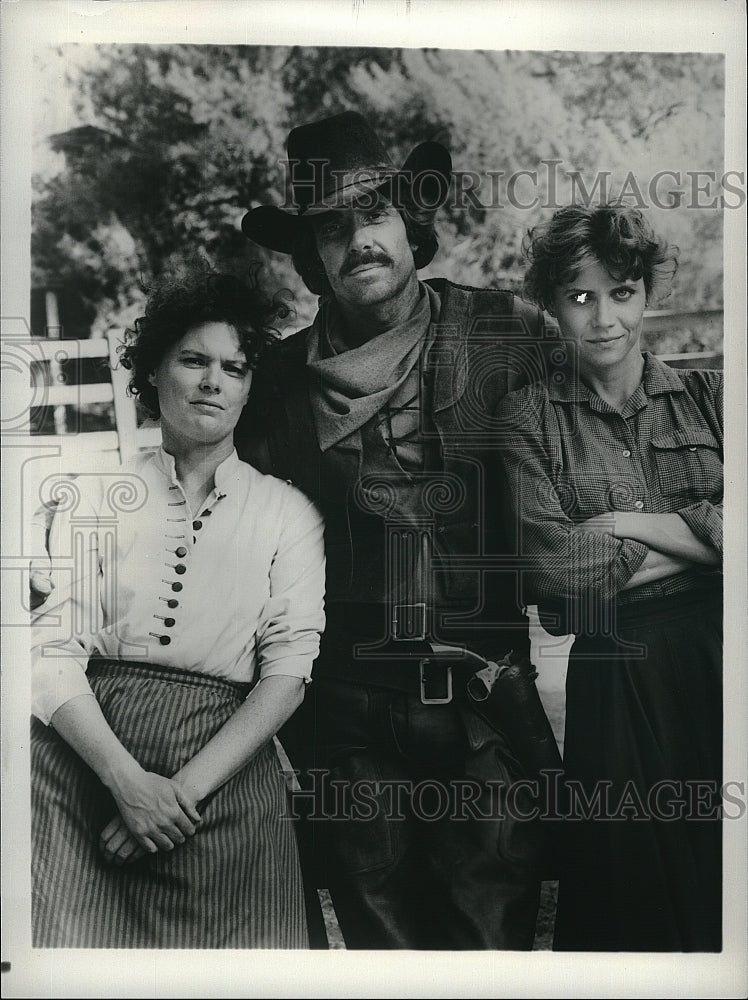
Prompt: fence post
<box><xmin>106</xmin><ymin>329</ymin><xmax>138</xmax><ymax>464</ymax></box>
<box><xmin>44</xmin><ymin>291</ymin><xmax>67</xmax><ymax>436</ymax></box>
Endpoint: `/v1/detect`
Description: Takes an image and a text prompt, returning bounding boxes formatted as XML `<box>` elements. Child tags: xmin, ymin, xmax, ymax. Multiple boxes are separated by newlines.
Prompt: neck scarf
<box><xmin>306</xmin><ymin>282</ymin><xmax>439</xmax><ymax>452</ymax></box>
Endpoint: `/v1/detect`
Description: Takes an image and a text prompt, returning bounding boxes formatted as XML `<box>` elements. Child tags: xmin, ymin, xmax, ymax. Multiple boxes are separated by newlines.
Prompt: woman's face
<box><xmin>148</xmin><ymin>322</ymin><xmax>252</xmax><ymax>449</ymax></box>
<box><xmin>551</xmin><ymin>258</ymin><xmax>647</xmax><ymax>377</ymax></box>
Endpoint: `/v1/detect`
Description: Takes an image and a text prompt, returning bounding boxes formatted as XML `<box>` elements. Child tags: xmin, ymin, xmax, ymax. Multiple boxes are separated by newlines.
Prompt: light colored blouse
<box><xmin>31</xmin><ymin>447</ymin><xmax>326</xmax><ymax>725</ymax></box>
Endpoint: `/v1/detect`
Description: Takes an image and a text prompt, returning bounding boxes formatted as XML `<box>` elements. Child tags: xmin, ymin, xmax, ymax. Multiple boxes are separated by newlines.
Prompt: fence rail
<box><xmin>642</xmin><ymin>308</ymin><xmax>723</xmax><ymax>334</ymax></box>
<box><xmin>656</xmin><ymin>351</ymin><xmax>723</xmax><ymax>369</ymax></box>
<box><xmin>28</xmin><ymin>330</ymin><xmax>145</xmax><ymax>462</ymax></box>
<box><xmin>642</xmin><ymin>308</ymin><xmax>723</xmax><ymax>368</ymax></box>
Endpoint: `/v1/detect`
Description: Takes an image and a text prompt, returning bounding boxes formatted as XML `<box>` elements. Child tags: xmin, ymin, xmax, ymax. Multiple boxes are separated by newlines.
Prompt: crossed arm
<box><xmin>579</xmin><ymin>509</ymin><xmax>721</xmax><ymax>590</ymax></box>
<box><xmin>496</xmin><ymin>390</ymin><xmax>723</xmax><ymax>604</ymax></box>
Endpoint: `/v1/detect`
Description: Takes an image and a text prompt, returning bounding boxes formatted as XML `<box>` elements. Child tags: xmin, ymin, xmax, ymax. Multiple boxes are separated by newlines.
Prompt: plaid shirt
<box><xmin>497</xmin><ymin>352</ymin><xmax>723</xmax><ymax>621</ymax></box>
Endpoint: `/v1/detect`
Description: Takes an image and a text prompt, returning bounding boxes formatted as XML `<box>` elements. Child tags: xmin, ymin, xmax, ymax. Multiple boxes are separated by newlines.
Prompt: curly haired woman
<box><xmin>30</xmin><ymin>263</ymin><xmax>325</xmax><ymax>948</ymax></box>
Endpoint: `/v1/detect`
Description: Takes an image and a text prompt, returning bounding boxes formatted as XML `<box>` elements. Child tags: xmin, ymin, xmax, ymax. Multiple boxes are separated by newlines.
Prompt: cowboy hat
<box><xmin>241</xmin><ymin>111</ymin><xmax>452</xmax><ymax>254</ymax></box>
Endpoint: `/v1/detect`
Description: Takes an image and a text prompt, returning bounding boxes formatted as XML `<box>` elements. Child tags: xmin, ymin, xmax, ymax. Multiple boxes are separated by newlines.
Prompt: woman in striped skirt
<box><xmin>30</xmin><ymin>264</ymin><xmax>326</xmax><ymax>948</ymax></box>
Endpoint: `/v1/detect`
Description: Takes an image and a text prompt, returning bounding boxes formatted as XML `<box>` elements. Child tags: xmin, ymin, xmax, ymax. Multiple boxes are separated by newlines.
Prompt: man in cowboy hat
<box><xmin>26</xmin><ymin>107</ymin><xmax>560</xmax><ymax>949</ymax></box>
<box><xmin>248</xmin><ymin>111</ymin><xmax>559</xmax><ymax>950</ymax></box>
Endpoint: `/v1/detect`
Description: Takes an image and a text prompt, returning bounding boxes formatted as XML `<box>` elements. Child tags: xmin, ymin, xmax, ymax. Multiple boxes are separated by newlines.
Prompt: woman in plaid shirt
<box><xmin>498</xmin><ymin>204</ymin><xmax>723</xmax><ymax>952</ymax></box>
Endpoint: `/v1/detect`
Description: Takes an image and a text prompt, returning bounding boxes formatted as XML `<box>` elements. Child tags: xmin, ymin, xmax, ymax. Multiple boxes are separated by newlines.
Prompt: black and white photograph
<box><xmin>1</xmin><ymin>1</ymin><xmax>746</xmax><ymax>997</ymax></box>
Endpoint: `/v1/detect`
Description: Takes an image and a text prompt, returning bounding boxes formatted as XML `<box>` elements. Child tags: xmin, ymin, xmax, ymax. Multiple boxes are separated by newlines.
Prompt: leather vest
<box><xmin>237</xmin><ymin>278</ymin><xmax>560</xmax><ymax>651</ymax></box>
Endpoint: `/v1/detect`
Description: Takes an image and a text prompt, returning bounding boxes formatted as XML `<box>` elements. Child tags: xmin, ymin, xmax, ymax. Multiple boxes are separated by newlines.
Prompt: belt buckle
<box><xmin>393</xmin><ymin>602</ymin><xmax>427</xmax><ymax>641</ymax></box>
<box><xmin>419</xmin><ymin>658</ymin><xmax>453</xmax><ymax>705</ymax></box>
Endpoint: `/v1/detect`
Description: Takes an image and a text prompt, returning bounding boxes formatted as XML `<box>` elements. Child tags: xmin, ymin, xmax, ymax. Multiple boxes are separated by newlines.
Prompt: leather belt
<box><xmin>314</xmin><ymin>641</ymin><xmax>493</xmax><ymax>705</ymax></box>
<box><xmin>314</xmin><ymin>658</ymin><xmax>452</xmax><ymax>703</ymax></box>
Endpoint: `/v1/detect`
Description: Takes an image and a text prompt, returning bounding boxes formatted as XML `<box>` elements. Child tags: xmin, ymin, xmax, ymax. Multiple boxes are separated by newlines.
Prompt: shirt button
<box><xmin>171</xmin><ymin>582</ymin><xmax>183</xmax><ymax>592</ymax></box>
<box><xmin>159</xmin><ymin>635</ymin><xmax>171</xmax><ymax>646</ymax></box>
<box><xmin>193</xmin><ymin>521</ymin><xmax>202</xmax><ymax>530</ymax></box>
<box><xmin>175</xmin><ymin>564</ymin><xmax>187</xmax><ymax>575</ymax></box>
<box><xmin>167</xmin><ymin>599</ymin><xmax>179</xmax><ymax>608</ymax></box>
<box><xmin>175</xmin><ymin>546</ymin><xmax>188</xmax><ymax>558</ymax></box>
<box><xmin>622</xmin><ymin>449</ymin><xmax>631</xmax><ymax>458</ymax></box>
<box><xmin>634</xmin><ymin>500</ymin><xmax>644</xmax><ymax>510</ymax></box>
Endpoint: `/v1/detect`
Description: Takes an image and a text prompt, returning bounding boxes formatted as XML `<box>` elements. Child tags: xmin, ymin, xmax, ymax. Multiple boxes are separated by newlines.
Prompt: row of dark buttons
<box><xmin>155</xmin><ymin>516</ymin><xmax>209</xmax><ymax>644</ymax></box>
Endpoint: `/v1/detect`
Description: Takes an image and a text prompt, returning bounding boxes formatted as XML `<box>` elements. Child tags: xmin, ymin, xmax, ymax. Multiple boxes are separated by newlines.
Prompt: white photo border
<box><xmin>1</xmin><ymin>1</ymin><xmax>746</xmax><ymax>997</ymax></box>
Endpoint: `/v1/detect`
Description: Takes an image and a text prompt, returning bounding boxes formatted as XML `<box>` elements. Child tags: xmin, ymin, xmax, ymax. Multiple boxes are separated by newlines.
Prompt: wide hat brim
<box><xmin>241</xmin><ymin>140</ymin><xmax>452</xmax><ymax>255</ymax></box>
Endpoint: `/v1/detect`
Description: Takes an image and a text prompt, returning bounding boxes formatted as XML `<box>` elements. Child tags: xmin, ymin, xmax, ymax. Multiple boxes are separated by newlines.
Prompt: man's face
<box><xmin>310</xmin><ymin>194</ymin><xmax>418</xmax><ymax>314</ymax></box>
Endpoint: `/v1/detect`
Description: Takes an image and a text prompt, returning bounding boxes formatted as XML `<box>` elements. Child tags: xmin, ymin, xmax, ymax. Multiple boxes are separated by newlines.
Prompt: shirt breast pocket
<box><xmin>650</xmin><ymin>428</ymin><xmax>723</xmax><ymax>501</ymax></box>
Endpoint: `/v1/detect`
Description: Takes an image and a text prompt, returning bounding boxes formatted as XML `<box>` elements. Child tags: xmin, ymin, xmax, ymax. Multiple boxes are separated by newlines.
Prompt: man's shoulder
<box><xmin>276</xmin><ymin>324</ymin><xmax>312</xmax><ymax>360</ymax></box>
<box><xmin>427</xmin><ymin>277</ymin><xmax>551</xmax><ymax>335</ymax></box>
<box><xmin>426</xmin><ymin>275</ymin><xmax>515</xmax><ymax>303</ymax></box>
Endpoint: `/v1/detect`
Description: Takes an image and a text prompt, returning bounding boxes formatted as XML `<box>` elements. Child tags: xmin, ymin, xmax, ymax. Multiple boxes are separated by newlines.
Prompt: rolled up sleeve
<box><xmin>30</xmin><ymin>482</ymin><xmax>101</xmax><ymax>725</ymax></box>
<box><xmin>32</xmin><ymin>644</ymin><xmax>96</xmax><ymax>726</ymax></box>
<box><xmin>677</xmin><ymin>500</ymin><xmax>723</xmax><ymax>557</ymax></box>
<box><xmin>498</xmin><ymin>389</ymin><xmax>649</xmax><ymax>603</ymax></box>
<box><xmin>256</xmin><ymin>489</ymin><xmax>326</xmax><ymax>683</ymax></box>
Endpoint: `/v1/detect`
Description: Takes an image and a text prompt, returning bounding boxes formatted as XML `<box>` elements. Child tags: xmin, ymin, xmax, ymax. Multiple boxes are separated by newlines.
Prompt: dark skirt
<box><xmin>553</xmin><ymin>589</ymin><xmax>723</xmax><ymax>952</ymax></box>
<box><xmin>31</xmin><ymin>659</ymin><xmax>308</xmax><ymax>948</ymax></box>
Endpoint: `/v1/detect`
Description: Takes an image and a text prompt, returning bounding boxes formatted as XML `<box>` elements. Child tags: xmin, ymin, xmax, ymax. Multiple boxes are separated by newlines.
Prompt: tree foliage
<box><xmin>32</xmin><ymin>45</ymin><xmax>726</xmax><ymax>343</ymax></box>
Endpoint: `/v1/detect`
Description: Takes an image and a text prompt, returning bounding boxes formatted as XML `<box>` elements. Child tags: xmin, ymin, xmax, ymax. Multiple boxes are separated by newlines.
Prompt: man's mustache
<box><xmin>340</xmin><ymin>251</ymin><xmax>393</xmax><ymax>277</ymax></box>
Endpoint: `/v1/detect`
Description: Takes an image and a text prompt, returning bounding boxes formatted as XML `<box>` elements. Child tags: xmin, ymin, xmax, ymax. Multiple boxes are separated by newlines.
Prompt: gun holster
<box><xmin>423</xmin><ymin>642</ymin><xmax>564</xmax><ymax>781</ymax></box>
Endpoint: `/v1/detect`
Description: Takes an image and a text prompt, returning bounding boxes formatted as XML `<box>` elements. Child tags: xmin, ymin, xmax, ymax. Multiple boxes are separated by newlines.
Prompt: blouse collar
<box><xmin>153</xmin><ymin>446</ymin><xmax>242</xmax><ymax>497</ymax></box>
<box><xmin>548</xmin><ymin>351</ymin><xmax>686</xmax><ymax>407</ymax></box>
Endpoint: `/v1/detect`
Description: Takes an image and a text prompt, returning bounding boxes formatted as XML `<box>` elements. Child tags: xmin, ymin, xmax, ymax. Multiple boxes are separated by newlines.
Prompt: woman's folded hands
<box><xmin>98</xmin><ymin>766</ymin><xmax>202</xmax><ymax>866</ymax></box>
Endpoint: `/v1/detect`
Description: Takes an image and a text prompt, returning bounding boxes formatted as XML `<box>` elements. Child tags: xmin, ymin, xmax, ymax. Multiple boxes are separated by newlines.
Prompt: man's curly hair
<box><xmin>119</xmin><ymin>262</ymin><xmax>287</xmax><ymax>419</ymax></box>
<box><xmin>522</xmin><ymin>203</ymin><xmax>679</xmax><ymax>313</ymax></box>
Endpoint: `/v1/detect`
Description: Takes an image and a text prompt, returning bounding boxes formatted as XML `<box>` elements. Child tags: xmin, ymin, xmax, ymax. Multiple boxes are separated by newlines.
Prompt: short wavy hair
<box><xmin>119</xmin><ymin>262</ymin><xmax>286</xmax><ymax>418</ymax></box>
<box><xmin>522</xmin><ymin>203</ymin><xmax>679</xmax><ymax>313</ymax></box>
<box><xmin>291</xmin><ymin>186</ymin><xmax>440</xmax><ymax>296</ymax></box>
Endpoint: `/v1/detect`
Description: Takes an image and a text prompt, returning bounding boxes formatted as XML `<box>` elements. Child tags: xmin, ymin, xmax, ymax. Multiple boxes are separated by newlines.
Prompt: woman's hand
<box><xmin>46</xmin><ymin>695</ymin><xmax>202</xmax><ymax>861</ymax></box>
<box><xmin>578</xmin><ymin>510</ymin><xmax>719</xmax><ymax>589</ymax></box>
<box><xmin>99</xmin><ymin>772</ymin><xmax>202</xmax><ymax>866</ymax></box>
<box><xmin>98</xmin><ymin>817</ymin><xmax>147</xmax><ymax>866</ymax></box>
<box><xmin>105</xmin><ymin>763</ymin><xmax>202</xmax><ymax>857</ymax></box>
<box><xmin>29</xmin><ymin>556</ymin><xmax>54</xmax><ymax>610</ymax></box>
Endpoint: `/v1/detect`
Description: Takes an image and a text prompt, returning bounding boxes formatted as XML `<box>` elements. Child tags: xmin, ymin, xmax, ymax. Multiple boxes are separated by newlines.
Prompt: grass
<box><xmin>534</xmin><ymin>882</ymin><xmax>559</xmax><ymax>950</ymax></box>
<box><xmin>318</xmin><ymin>883</ymin><xmax>558</xmax><ymax>951</ymax></box>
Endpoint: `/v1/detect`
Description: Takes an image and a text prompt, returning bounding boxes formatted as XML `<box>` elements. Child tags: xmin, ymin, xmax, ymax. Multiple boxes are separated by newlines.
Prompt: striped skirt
<box><xmin>31</xmin><ymin>659</ymin><xmax>308</xmax><ymax>948</ymax></box>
